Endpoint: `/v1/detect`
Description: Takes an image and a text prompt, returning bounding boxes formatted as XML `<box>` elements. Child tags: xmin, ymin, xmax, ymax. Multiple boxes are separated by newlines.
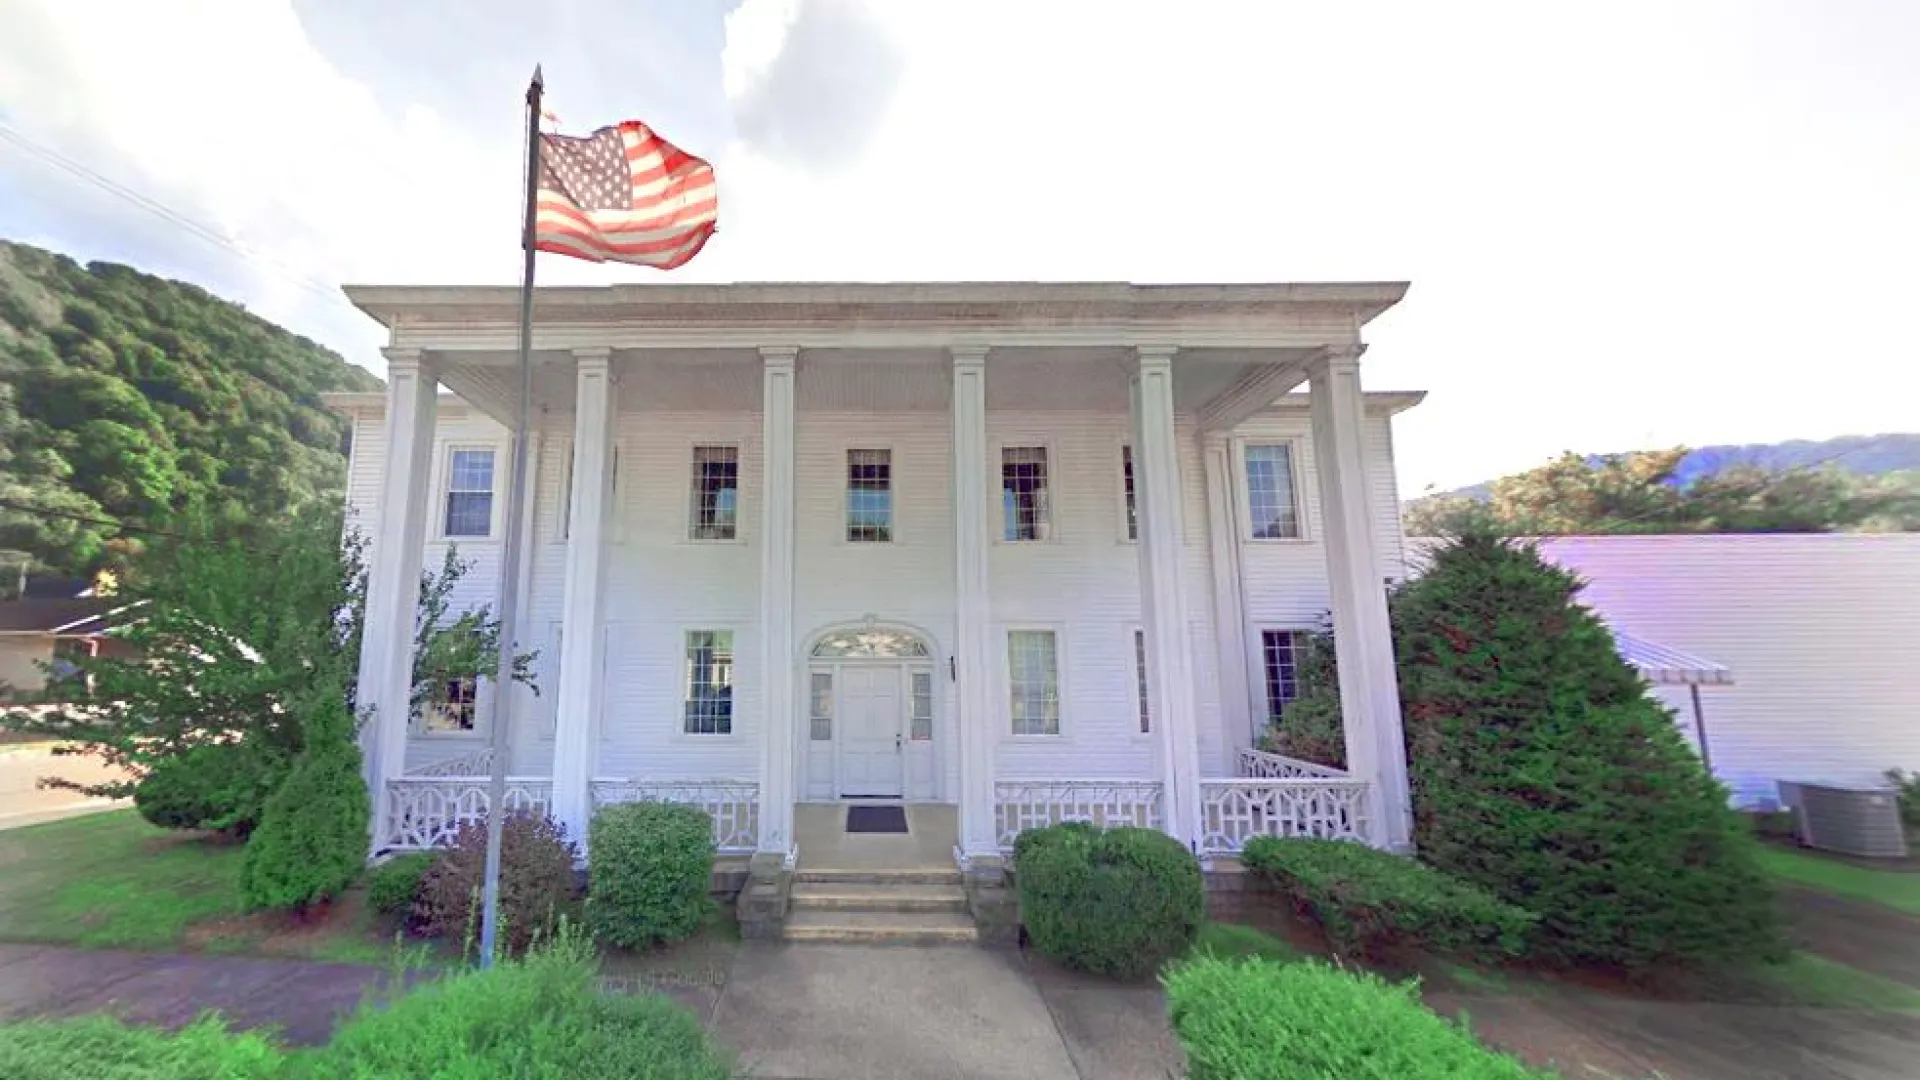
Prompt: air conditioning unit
<box><xmin>1776</xmin><ymin>781</ymin><xmax>1910</xmax><ymax>859</ymax></box>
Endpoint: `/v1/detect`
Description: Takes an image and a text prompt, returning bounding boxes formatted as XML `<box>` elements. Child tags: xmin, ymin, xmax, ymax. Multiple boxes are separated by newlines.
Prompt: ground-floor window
<box><xmin>683</xmin><ymin>630</ymin><xmax>735</xmax><ymax>734</ymax></box>
<box><xmin>1007</xmin><ymin>629</ymin><xmax>1060</xmax><ymax>735</ymax></box>
<box><xmin>426</xmin><ymin>675</ymin><xmax>479</xmax><ymax>732</ymax></box>
<box><xmin>1260</xmin><ymin>629</ymin><xmax>1308</xmax><ymax>722</ymax></box>
<box><xmin>1132</xmin><ymin>629</ymin><xmax>1151</xmax><ymax>733</ymax></box>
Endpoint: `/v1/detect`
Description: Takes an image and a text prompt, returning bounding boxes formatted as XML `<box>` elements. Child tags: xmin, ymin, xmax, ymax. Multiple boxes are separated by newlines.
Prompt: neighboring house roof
<box><xmin>18</xmin><ymin>576</ymin><xmax>91</xmax><ymax>600</ymax></box>
<box><xmin>0</xmin><ymin>598</ymin><xmax>114</xmax><ymax>634</ymax></box>
<box><xmin>1614</xmin><ymin>632</ymin><xmax>1733</xmax><ymax>686</ymax></box>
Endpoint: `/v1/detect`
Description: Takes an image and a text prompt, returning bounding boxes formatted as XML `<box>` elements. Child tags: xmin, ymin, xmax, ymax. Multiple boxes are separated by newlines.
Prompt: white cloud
<box><xmin>3</xmin><ymin>0</ymin><xmax>1917</xmax><ymax>493</ymax></box>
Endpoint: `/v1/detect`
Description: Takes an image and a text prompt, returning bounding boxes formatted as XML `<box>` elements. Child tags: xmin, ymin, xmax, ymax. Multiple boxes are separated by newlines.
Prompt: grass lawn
<box><xmin>1191</xmin><ymin>920</ymin><xmax>1303</xmax><ymax>963</ymax></box>
<box><xmin>1757</xmin><ymin>847</ymin><xmax>1920</xmax><ymax>916</ymax></box>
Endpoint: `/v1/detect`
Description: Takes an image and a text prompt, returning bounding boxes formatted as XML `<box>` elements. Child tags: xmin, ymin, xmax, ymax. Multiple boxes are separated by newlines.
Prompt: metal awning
<box><xmin>1614</xmin><ymin>632</ymin><xmax>1733</xmax><ymax>686</ymax></box>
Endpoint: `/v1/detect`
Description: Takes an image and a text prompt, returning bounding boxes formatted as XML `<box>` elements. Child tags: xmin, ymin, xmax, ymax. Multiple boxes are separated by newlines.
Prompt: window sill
<box><xmin>410</xmin><ymin>730</ymin><xmax>488</xmax><ymax>741</ymax></box>
<box><xmin>678</xmin><ymin>537</ymin><xmax>748</xmax><ymax>547</ymax></box>
<box><xmin>1242</xmin><ymin>536</ymin><xmax>1314</xmax><ymax>546</ymax></box>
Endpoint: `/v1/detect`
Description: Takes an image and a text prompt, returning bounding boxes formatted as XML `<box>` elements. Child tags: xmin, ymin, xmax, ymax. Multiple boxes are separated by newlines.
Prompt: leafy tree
<box><xmin>1407</xmin><ymin>448</ymin><xmax>1920</xmax><ymax>536</ymax></box>
<box><xmin>240</xmin><ymin>686</ymin><xmax>369</xmax><ymax>911</ymax></box>
<box><xmin>2</xmin><ymin>511</ymin><xmax>535</xmax><ymax>816</ymax></box>
<box><xmin>1268</xmin><ymin>533</ymin><xmax>1783</xmax><ymax>970</ymax></box>
<box><xmin>0</xmin><ymin>239</ymin><xmax>380</xmax><ymax>576</ymax></box>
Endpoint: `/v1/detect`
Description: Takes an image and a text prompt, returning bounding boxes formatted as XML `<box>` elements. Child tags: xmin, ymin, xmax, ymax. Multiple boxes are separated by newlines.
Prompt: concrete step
<box><xmin>793</xmin><ymin>867</ymin><xmax>963</xmax><ymax>886</ymax></box>
<box><xmin>782</xmin><ymin>909</ymin><xmax>980</xmax><ymax>945</ymax></box>
<box><xmin>789</xmin><ymin>881</ymin><xmax>969</xmax><ymax>914</ymax></box>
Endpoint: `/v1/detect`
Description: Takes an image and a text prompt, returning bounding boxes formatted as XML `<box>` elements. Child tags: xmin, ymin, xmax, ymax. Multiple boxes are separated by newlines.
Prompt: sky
<box><xmin>1</xmin><ymin>0</ymin><xmax>1915</xmax><ymax>495</ymax></box>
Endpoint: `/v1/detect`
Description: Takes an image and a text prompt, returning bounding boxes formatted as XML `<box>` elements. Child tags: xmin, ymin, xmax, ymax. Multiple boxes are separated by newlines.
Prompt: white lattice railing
<box><xmin>1238</xmin><ymin>747</ymin><xmax>1348</xmax><ymax>780</ymax></box>
<box><xmin>380</xmin><ymin>776</ymin><xmax>554</xmax><ymax>851</ymax></box>
<box><xmin>1199</xmin><ymin>778</ymin><xmax>1374</xmax><ymax>855</ymax></box>
<box><xmin>406</xmin><ymin>747</ymin><xmax>496</xmax><ymax>778</ymax></box>
<box><xmin>591</xmin><ymin>779</ymin><xmax>759</xmax><ymax>853</ymax></box>
<box><xmin>994</xmin><ymin>780</ymin><xmax>1164</xmax><ymax>850</ymax></box>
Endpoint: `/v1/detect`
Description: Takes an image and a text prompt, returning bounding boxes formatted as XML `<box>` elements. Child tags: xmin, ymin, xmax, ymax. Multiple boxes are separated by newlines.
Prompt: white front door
<box><xmin>837</xmin><ymin>665</ymin><xmax>904</xmax><ymax>798</ymax></box>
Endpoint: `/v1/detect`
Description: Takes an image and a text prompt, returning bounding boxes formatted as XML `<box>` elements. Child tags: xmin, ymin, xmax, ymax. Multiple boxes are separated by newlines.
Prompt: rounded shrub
<box><xmin>134</xmin><ymin>742</ymin><xmax>285</xmax><ymax>836</ymax></box>
<box><xmin>366</xmin><ymin>852</ymin><xmax>435</xmax><ymax>918</ymax></box>
<box><xmin>587</xmin><ymin>801</ymin><xmax>716</xmax><ymax>949</ymax></box>
<box><xmin>240</xmin><ymin>692</ymin><xmax>369</xmax><ymax>912</ymax></box>
<box><xmin>1015</xmin><ymin>823</ymin><xmax>1203</xmax><ymax>979</ymax></box>
<box><xmin>1269</xmin><ymin>532</ymin><xmax>1783</xmax><ymax>971</ymax></box>
<box><xmin>415</xmin><ymin>811</ymin><xmax>578</xmax><ymax>954</ymax></box>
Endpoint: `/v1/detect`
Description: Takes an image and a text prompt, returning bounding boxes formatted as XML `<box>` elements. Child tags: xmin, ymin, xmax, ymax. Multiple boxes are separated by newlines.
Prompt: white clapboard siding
<box><xmin>345</xmin><ymin>387</ymin><xmax>1414</xmax><ymax>790</ymax></box>
<box><xmin>1534</xmin><ymin>535</ymin><xmax>1920</xmax><ymax>807</ymax></box>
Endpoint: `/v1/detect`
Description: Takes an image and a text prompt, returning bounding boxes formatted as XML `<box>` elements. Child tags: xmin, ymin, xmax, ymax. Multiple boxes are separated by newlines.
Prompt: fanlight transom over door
<box><xmin>805</xmin><ymin>624</ymin><xmax>937</xmax><ymax>802</ymax></box>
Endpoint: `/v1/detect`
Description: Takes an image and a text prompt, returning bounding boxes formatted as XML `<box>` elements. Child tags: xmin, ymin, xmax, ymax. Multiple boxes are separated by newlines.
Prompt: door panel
<box><xmin>838</xmin><ymin>665</ymin><xmax>904</xmax><ymax>797</ymax></box>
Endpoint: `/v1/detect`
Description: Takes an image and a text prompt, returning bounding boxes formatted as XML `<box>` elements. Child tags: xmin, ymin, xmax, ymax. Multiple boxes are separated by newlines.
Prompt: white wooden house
<box><xmin>326</xmin><ymin>282</ymin><xmax>1421</xmax><ymax>872</ymax></box>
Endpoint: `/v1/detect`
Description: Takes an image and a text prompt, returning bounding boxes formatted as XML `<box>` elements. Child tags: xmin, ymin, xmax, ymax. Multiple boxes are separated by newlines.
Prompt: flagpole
<box><xmin>478</xmin><ymin>62</ymin><xmax>543</xmax><ymax>968</ymax></box>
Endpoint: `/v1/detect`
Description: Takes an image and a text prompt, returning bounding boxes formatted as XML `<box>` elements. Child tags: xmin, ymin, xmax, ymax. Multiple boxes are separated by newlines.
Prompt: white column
<box><xmin>1131</xmin><ymin>347</ymin><xmax>1205</xmax><ymax>851</ymax></box>
<box><xmin>503</xmin><ymin>430</ymin><xmax>542</xmax><ymax>771</ymax></box>
<box><xmin>757</xmin><ymin>346</ymin><xmax>798</xmax><ymax>857</ymax></box>
<box><xmin>1200</xmin><ymin>432</ymin><xmax>1258</xmax><ymax>749</ymax></box>
<box><xmin>549</xmin><ymin>348</ymin><xmax>615</xmax><ymax>844</ymax></box>
<box><xmin>1308</xmin><ymin>347</ymin><xmax>1413</xmax><ymax>851</ymax></box>
<box><xmin>359</xmin><ymin>348</ymin><xmax>437</xmax><ymax>846</ymax></box>
<box><xmin>951</xmin><ymin>346</ymin><xmax>999</xmax><ymax>860</ymax></box>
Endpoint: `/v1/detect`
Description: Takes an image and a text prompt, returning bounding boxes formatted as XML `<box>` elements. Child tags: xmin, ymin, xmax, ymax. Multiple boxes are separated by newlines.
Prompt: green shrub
<box><xmin>1164</xmin><ymin>956</ymin><xmax>1557</xmax><ymax>1079</ymax></box>
<box><xmin>415</xmin><ymin>811</ymin><xmax>578</xmax><ymax>954</ymax></box>
<box><xmin>1015</xmin><ymin>823</ymin><xmax>1204</xmax><ymax>979</ymax></box>
<box><xmin>1885</xmin><ymin>769</ymin><xmax>1920</xmax><ymax>831</ymax></box>
<box><xmin>0</xmin><ymin>1014</ymin><xmax>283</xmax><ymax>1080</ymax></box>
<box><xmin>1268</xmin><ymin>533</ymin><xmax>1783</xmax><ymax>971</ymax></box>
<box><xmin>240</xmin><ymin>692</ymin><xmax>369</xmax><ymax>912</ymax></box>
<box><xmin>133</xmin><ymin>742</ymin><xmax>285</xmax><ymax>837</ymax></box>
<box><xmin>1748</xmin><ymin>810</ymin><xmax>1799</xmax><ymax>843</ymax></box>
<box><xmin>366</xmin><ymin>852</ymin><xmax>434</xmax><ymax>918</ymax></box>
<box><xmin>587</xmin><ymin>801</ymin><xmax>715</xmax><ymax>949</ymax></box>
<box><xmin>296</xmin><ymin>929</ymin><xmax>732</xmax><ymax>1080</ymax></box>
<box><xmin>1241</xmin><ymin>837</ymin><xmax>1534</xmax><ymax>961</ymax></box>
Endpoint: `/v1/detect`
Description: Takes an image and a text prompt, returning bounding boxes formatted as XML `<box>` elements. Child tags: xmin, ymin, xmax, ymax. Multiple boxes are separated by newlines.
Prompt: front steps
<box><xmin>781</xmin><ymin>868</ymin><xmax>978</xmax><ymax>945</ymax></box>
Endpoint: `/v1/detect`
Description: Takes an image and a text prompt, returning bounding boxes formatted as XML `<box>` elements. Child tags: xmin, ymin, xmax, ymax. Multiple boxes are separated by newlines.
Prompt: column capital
<box><xmin>1307</xmin><ymin>342</ymin><xmax>1367</xmax><ymax>378</ymax></box>
<box><xmin>1133</xmin><ymin>344</ymin><xmax>1180</xmax><ymax>368</ymax></box>
<box><xmin>759</xmin><ymin>344</ymin><xmax>799</xmax><ymax>368</ymax></box>
<box><xmin>950</xmin><ymin>344</ymin><xmax>990</xmax><ymax>368</ymax></box>
<box><xmin>572</xmin><ymin>346</ymin><xmax>612</xmax><ymax>366</ymax></box>
<box><xmin>381</xmin><ymin>346</ymin><xmax>426</xmax><ymax>371</ymax></box>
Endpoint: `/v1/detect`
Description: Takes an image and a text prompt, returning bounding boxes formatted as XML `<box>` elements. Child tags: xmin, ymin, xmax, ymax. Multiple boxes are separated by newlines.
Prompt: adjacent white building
<box><xmin>327</xmin><ymin>281</ymin><xmax>1422</xmax><ymax>868</ymax></box>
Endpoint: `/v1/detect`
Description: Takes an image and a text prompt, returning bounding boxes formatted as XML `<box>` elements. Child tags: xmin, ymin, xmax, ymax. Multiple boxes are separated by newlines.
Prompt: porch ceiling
<box><xmin>434</xmin><ymin>345</ymin><xmax>1322</xmax><ymax>424</ymax></box>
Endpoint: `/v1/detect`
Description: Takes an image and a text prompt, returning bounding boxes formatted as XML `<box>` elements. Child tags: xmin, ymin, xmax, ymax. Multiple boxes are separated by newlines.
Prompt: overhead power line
<box><xmin>0</xmin><ymin>121</ymin><xmax>355</xmax><ymax>312</ymax></box>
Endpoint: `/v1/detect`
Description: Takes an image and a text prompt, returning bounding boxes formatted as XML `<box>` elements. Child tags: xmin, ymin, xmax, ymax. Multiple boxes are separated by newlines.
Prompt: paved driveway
<box><xmin>0</xmin><ymin>746</ymin><xmax>127</xmax><ymax>830</ymax></box>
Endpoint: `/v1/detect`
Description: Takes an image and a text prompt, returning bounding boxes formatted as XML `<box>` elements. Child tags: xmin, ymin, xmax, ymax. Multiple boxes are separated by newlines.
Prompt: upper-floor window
<box><xmin>689</xmin><ymin>445</ymin><xmax>739</xmax><ymax>540</ymax></box>
<box><xmin>1121</xmin><ymin>445</ymin><xmax>1139</xmax><ymax>541</ymax></box>
<box><xmin>1261</xmin><ymin>629</ymin><xmax>1307</xmax><ymax>721</ymax></box>
<box><xmin>683</xmin><ymin>630</ymin><xmax>735</xmax><ymax>735</ymax></box>
<box><xmin>444</xmin><ymin>448</ymin><xmax>495</xmax><ymax>537</ymax></box>
<box><xmin>846</xmin><ymin>449</ymin><xmax>893</xmax><ymax>542</ymax></box>
<box><xmin>1007</xmin><ymin>629</ymin><xmax>1060</xmax><ymax>735</ymax></box>
<box><xmin>1244</xmin><ymin>443</ymin><xmax>1302</xmax><ymax>539</ymax></box>
<box><xmin>1001</xmin><ymin>447</ymin><xmax>1050</xmax><ymax>541</ymax></box>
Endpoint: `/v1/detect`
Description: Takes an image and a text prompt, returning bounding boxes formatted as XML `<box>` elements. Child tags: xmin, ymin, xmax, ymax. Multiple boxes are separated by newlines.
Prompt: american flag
<box><xmin>533</xmin><ymin>121</ymin><xmax>717</xmax><ymax>269</ymax></box>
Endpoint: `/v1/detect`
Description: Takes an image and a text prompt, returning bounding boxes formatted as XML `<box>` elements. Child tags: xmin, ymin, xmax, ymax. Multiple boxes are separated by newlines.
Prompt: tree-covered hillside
<box><xmin>0</xmin><ymin>240</ymin><xmax>381</xmax><ymax>575</ymax></box>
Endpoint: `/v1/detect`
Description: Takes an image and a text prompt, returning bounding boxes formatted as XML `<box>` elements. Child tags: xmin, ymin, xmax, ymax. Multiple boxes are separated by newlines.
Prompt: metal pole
<box><xmin>478</xmin><ymin>63</ymin><xmax>543</xmax><ymax>967</ymax></box>
<box><xmin>1689</xmin><ymin>682</ymin><xmax>1714</xmax><ymax>776</ymax></box>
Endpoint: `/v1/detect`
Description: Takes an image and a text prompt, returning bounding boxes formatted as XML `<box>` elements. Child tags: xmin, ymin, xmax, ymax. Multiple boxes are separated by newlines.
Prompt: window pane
<box><xmin>1245</xmin><ymin>444</ymin><xmax>1300</xmax><ymax>539</ymax></box>
<box><xmin>809</xmin><ymin>672</ymin><xmax>832</xmax><ymax>741</ymax></box>
<box><xmin>689</xmin><ymin>446</ymin><xmax>739</xmax><ymax>540</ymax></box>
<box><xmin>1001</xmin><ymin>447</ymin><xmax>1049</xmax><ymax>541</ymax></box>
<box><xmin>1007</xmin><ymin>629</ymin><xmax>1059</xmax><ymax>735</ymax></box>
<box><xmin>847</xmin><ymin>449</ymin><xmax>893</xmax><ymax>542</ymax></box>
<box><xmin>910</xmin><ymin>671</ymin><xmax>933</xmax><ymax>741</ymax></box>
<box><xmin>450</xmin><ymin>449</ymin><xmax>495</xmax><ymax>492</ymax></box>
<box><xmin>444</xmin><ymin>491</ymin><xmax>493</xmax><ymax>537</ymax></box>
<box><xmin>684</xmin><ymin>630</ymin><xmax>735</xmax><ymax>734</ymax></box>
<box><xmin>1262</xmin><ymin>630</ymin><xmax>1303</xmax><ymax>722</ymax></box>
<box><xmin>1121</xmin><ymin>445</ymin><xmax>1138</xmax><ymax>541</ymax></box>
<box><xmin>426</xmin><ymin>676</ymin><xmax>478</xmax><ymax>732</ymax></box>
<box><xmin>1133</xmin><ymin>629</ymin><xmax>1150</xmax><ymax>734</ymax></box>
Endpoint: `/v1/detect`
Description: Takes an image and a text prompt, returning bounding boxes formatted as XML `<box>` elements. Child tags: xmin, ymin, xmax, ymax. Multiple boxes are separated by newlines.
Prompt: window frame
<box><xmin>1001</xmin><ymin>624</ymin><xmax>1066</xmax><ymax>738</ymax></box>
<box><xmin>994</xmin><ymin>442</ymin><xmax>1057</xmax><ymax>544</ymax></box>
<box><xmin>1258</xmin><ymin>628</ymin><xmax>1311</xmax><ymax>724</ymax></box>
<box><xmin>842</xmin><ymin>445</ymin><xmax>897</xmax><ymax>545</ymax></box>
<box><xmin>1235</xmin><ymin>437</ymin><xmax>1309</xmax><ymax>543</ymax></box>
<box><xmin>437</xmin><ymin>442</ymin><xmax>502</xmax><ymax>541</ymax></box>
<box><xmin>685</xmin><ymin>443</ymin><xmax>744</xmax><ymax>544</ymax></box>
<box><xmin>556</xmin><ymin>440</ymin><xmax>623</xmax><ymax>544</ymax></box>
<box><xmin>679</xmin><ymin>627</ymin><xmax>739</xmax><ymax>738</ymax></box>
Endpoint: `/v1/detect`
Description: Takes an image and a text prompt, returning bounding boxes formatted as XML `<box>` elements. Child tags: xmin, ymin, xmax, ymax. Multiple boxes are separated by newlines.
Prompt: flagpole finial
<box><xmin>529</xmin><ymin>64</ymin><xmax>544</xmax><ymax>100</ymax></box>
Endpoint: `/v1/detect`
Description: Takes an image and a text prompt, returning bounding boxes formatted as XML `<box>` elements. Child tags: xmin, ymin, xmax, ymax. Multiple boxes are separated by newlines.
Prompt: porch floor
<box><xmin>794</xmin><ymin>802</ymin><xmax>958</xmax><ymax>872</ymax></box>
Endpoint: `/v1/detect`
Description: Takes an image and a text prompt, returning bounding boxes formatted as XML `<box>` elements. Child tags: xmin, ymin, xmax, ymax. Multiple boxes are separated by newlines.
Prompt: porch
<box><xmin>376</xmin><ymin>747</ymin><xmax>1375</xmax><ymax>862</ymax></box>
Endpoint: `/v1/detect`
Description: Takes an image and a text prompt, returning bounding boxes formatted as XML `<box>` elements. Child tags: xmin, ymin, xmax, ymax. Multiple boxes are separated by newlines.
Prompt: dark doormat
<box><xmin>845</xmin><ymin>805</ymin><xmax>909</xmax><ymax>834</ymax></box>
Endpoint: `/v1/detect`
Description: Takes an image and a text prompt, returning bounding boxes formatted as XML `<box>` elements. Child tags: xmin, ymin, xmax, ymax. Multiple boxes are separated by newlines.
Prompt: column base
<box><xmin>959</xmin><ymin>853</ymin><xmax>1019</xmax><ymax>948</ymax></box>
<box><xmin>736</xmin><ymin>851</ymin><xmax>794</xmax><ymax>940</ymax></box>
